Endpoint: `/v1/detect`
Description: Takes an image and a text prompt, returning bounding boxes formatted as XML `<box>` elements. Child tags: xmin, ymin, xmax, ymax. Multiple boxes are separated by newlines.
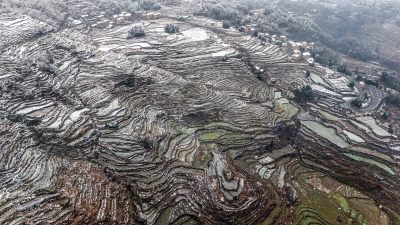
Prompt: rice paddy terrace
<box><xmin>0</xmin><ymin>4</ymin><xmax>399</xmax><ymax>225</ymax></box>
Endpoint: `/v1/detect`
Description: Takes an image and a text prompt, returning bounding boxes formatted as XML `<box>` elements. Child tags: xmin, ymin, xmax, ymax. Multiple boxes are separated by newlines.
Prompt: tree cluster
<box><xmin>386</xmin><ymin>94</ymin><xmax>400</xmax><ymax>108</ymax></box>
<box><xmin>255</xmin><ymin>4</ymin><xmax>380</xmax><ymax>63</ymax></box>
<box><xmin>381</xmin><ymin>71</ymin><xmax>400</xmax><ymax>92</ymax></box>
<box><xmin>139</xmin><ymin>0</ymin><xmax>161</xmax><ymax>11</ymax></box>
<box><xmin>0</xmin><ymin>0</ymin><xmax>143</xmax><ymax>24</ymax></box>
<box><xmin>324</xmin><ymin>38</ymin><xmax>378</xmax><ymax>62</ymax></box>
<box><xmin>97</xmin><ymin>0</ymin><xmax>139</xmax><ymax>14</ymax></box>
<box><xmin>311</xmin><ymin>47</ymin><xmax>339</xmax><ymax>67</ymax></box>
<box><xmin>253</xmin><ymin>7</ymin><xmax>291</xmax><ymax>35</ymax></box>
<box><xmin>286</xmin><ymin>16</ymin><xmax>321</xmax><ymax>41</ymax></box>
<box><xmin>193</xmin><ymin>4</ymin><xmax>245</xmax><ymax>27</ymax></box>
<box><xmin>293</xmin><ymin>85</ymin><xmax>314</xmax><ymax>104</ymax></box>
<box><xmin>337</xmin><ymin>63</ymin><xmax>351</xmax><ymax>76</ymax></box>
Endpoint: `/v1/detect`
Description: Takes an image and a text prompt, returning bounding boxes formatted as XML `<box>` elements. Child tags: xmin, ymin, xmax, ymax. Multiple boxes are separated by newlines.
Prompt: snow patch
<box><xmin>182</xmin><ymin>28</ymin><xmax>209</xmax><ymax>42</ymax></box>
<box><xmin>211</xmin><ymin>49</ymin><xmax>236</xmax><ymax>57</ymax></box>
<box><xmin>311</xmin><ymin>84</ymin><xmax>341</xmax><ymax>97</ymax></box>
<box><xmin>343</xmin><ymin>130</ymin><xmax>365</xmax><ymax>143</ymax></box>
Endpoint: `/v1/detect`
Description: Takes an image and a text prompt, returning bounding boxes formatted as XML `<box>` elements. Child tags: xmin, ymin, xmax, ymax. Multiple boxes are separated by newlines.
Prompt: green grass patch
<box><xmin>301</xmin><ymin>121</ymin><xmax>349</xmax><ymax>148</ymax></box>
<box><xmin>275</xmin><ymin>98</ymin><xmax>299</xmax><ymax>121</ymax></box>
<box><xmin>333</xmin><ymin>193</ymin><xmax>369</xmax><ymax>225</ymax></box>
<box><xmin>199</xmin><ymin>129</ymin><xmax>245</xmax><ymax>144</ymax></box>
<box><xmin>343</xmin><ymin>153</ymin><xmax>395</xmax><ymax>175</ymax></box>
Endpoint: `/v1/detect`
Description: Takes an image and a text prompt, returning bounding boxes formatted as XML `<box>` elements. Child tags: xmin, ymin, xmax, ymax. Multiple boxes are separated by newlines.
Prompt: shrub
<box><xmin>348</xmin><ymin>81</ymin><xmax>355</xmax><ymax>89</ymax></box>
<box><xmin>351</xmin><ymin>99</ymin><xmax>362</xmax><ymax>108</ymax></box>
<box><xmin>365</xmin><ymin>79</ymin><xmax>378</xmax><ymax>87</ymax></box>
<box><xmin>164</xmin><ymin>24</ymin><xmax>179</xmax><ymax>33</ymax></box>
<box><xmin>222</xmin><ymin>21</ymin><xmax>231</xmax><ymax>29</ymax></box>
<box><xmin>177</xmin><ymin>16</ymin><xmax>188</xmax><ymax>22</ymax></box>
<box><xmin>337</xmin><ymin>63</ymin><xmax>351</xmax><ymax>75</ymax></box>
<box><xmin>251</xmin><ymin>29</ymin><xmax>258</xmax><ymax>37</ymax></box>
<box><xmin>127</xmin><ymin>26</ymin><xmax>145</xmax><ymax>39</ymax></box>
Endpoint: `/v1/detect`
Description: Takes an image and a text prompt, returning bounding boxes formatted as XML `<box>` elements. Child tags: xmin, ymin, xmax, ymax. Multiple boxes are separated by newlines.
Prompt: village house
<box><xmin>307</xmin><ymin>57</ymin><xmax>315</xmax><ymax>66</ymax></box>
<box><xmin>257</xmin><ymin>32</ymin><xmax>270</xmax><ymax>42</ymax></box>
<box><xmin>288</xmin><ymin>41</ymin><xmax>302</xmax><ymax>51</ymax></box>
<box><xmin>279</xmin><ymin>35</ymin><xmax>287</xmax><ymax>42</ymax></box>
<box><xmin>282</xmin><ymin>42</ymin><xmax>288</xmax><ymax>50</ymax></box>
<box><xmin>292</xmin><ymin>53</ymin><xmax>301</xmax><ymax>61</ymax></box>
<box><xmin>271</xmin><ymin>34</ymin><xmax>277</xmax><ymax>42</ymax></box>
<box><xmin>145</xmin><ymin>12</ymin><xmax>160</xmax><ymax>20</ymax></box>
<box><xmin>244</xmin><ymin>25</ymin><xmax>252</xmax><ymax>33</ymax></box>
<box><xmin>134</xmin><ymin>11</ymin><xmax>145</xmax><ymax>18</ymax></box>
<box><xmin>176</xmin><ymin>15</ymin><xmax>189</xmax><ymax>22</ymax></box>
<box><xmin>96</xmin><ymin>19</ymin><xmax>110</xmax><ymax>29</ymax></box>
<box><xmin>293</xmin><ymin>49</ymin><xmax>301</xmax><ymax>55</ymax></box>
<box><xmin>302</xmin><ymin>52</ymin><xmax>312</xmax><ymax>60</ymax></box>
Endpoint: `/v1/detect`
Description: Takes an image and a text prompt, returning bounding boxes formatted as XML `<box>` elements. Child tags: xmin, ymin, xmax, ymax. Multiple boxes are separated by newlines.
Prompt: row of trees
<box><xmin>194</xmin><ymin>4</ymin><xmax>247</xmax><ymax>28</ymax></box>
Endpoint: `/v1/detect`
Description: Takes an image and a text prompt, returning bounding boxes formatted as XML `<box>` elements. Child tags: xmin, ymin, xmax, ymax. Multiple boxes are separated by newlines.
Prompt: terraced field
<box><xmin>0</xmin><ymin>2</ymin><xmax>399</xmax><ymax>225</ymax></box>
